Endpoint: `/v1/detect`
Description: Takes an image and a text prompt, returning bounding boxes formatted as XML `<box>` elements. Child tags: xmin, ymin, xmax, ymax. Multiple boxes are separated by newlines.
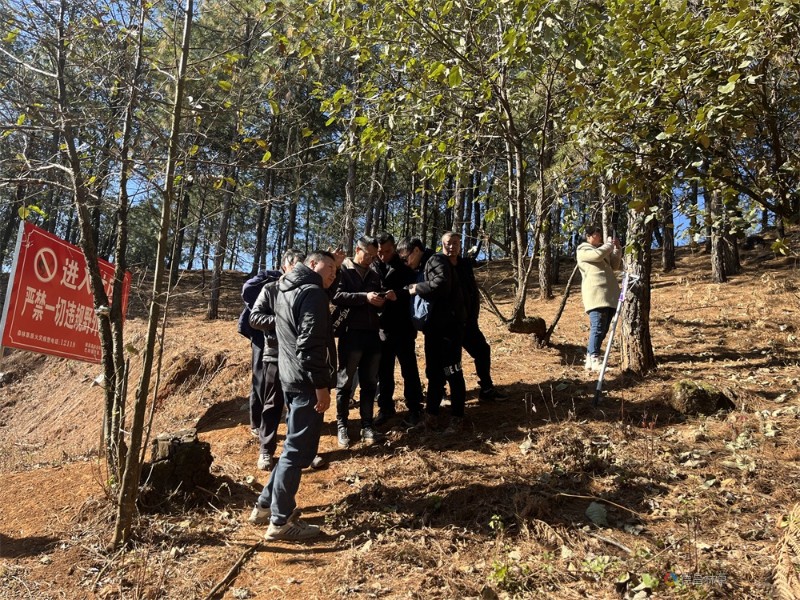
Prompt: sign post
<box><xmin>0</xmin><ymin>222</ymin><xmax>131</xmax><ymax>363</ymax></box>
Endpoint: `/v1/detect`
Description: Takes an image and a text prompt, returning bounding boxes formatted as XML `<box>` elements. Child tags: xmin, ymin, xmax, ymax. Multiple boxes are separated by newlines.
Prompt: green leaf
<box><xmin>16</xmin><ymin>113</ymin><xmax>26</xmax><ymax>126</ymax></box>
<box><xmin>261</xmin><ymin>150</ymin><xmax>272</xmax><ymax>162</ymax></box>
<box><xmin>301</xmin><ymin>127</ymin><xmax>313</xmax><ymax>137</ymax></box>
<box><xmin>218</xmin><ymin>80</ymin><xmax>232</xmax><ymax>92</ymax></box>
<box><xmin>325</xmin><ymin>116</ymin><xmax>336</xmax><ymax>126</ymax></box>
<box><xmin>717</xmin><ymin>81</ymin><xmax>736</xmax><ymax>94</ymax></box>
<box><xmin>628</xmin><ymin>200</ymin><xmax>647</xmax><ymax>211</ymax></box>
<box><xmin>189</xmin><ymin>144</ymin><xmax>199</xmax><ymax>156</ymax></box>
<box><xmin>3</xmin><ymin>29</ymin><xmax>19</xmax><ymax>43</ymax></box>
<box><xmin>447</xmin><ymin>65</ymin><xmax>462</xmax><ymax>87</ymax></box>
<box><xmin>18</xmin><ymin>206</ymin><xmax>30</xmax><ymax>220</ymax></box>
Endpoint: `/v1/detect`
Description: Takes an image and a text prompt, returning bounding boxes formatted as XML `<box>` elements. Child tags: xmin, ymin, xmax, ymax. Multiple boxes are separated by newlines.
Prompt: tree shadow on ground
<box><xmin>0</xmin><ymin>532</ymin><xmax>60</xmax><ymax>558</ymax></box>
<box><xmin>195</xmin><ymin>396</ymin><xmax>249</xmax><ymax>434</ymax></box>
<box><xmin>329</xmin><ymin>467</ymin><xmax>669</xmax><ymax>548</ymax></box>
<box><xmin>658</xmin><ymin>347</ymin><xmax>800</xmax><ymax>367</ymax></box>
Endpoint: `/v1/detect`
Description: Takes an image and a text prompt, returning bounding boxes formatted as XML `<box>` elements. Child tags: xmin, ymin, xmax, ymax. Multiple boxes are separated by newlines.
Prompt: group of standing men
<box><xmin>237</xmin><ymin>231</ymin><xmax>506</xmax><ymax>541</ymax></box>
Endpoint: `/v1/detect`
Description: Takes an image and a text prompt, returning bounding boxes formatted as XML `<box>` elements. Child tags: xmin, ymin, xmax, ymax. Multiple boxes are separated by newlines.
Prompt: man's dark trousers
<box><xmin>377</xmin><ymin>332</ymin><xmax>423</xmax><ymax>416</ymax></box>
<box><xmin>250</xmin><ymin>339</ymin><xmax>267</xmax><ymax>430</ymax></box>
<box><xmin>259</xmin><ymin>361</ymin><xmax>284</xmax><ymax>456</ymax></box>
<box><xmin>424</xmin><ymin>329</ymin><xmax>466</xmax><ymax>417</ymax></box>
<box><xmin>461</xmin><ymin>320</ymin><xmax>493</xmax><ymax>391</ymax></box>
<box><xmin>336</xmin><ymin>329</ymin><xmax>381</xmax><ymax>426</ymax></box>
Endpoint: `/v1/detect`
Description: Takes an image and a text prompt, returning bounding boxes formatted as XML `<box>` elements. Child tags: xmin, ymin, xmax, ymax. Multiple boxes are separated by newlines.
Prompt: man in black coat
<box><xmin>401</xmin><ymin>236</ymin><xmax>468</xmax><ymax>432</ymax></box>
<box><xmin>247</xmin><ymin>250</ymin><xmax>337</xmax><ymax>541</ymax></box>
<box><xmin>238</xmin><ymin>267</ymin><xmax>281</xmax><ymax>438</ymax></box>
<box><xmin>442</xmin><ymin>231</ymin><xmax>507</xmax><ymax>402</ymax></box>
<box><xmin>249</xmin><ymin>248</ymin><xmax>324</xmax><ymax>471</ymax></box>
<box><xmin>371</xmin><ymin>232</ymin><xmax>424</xmax><ymax>426</ymax></box>
<box><xmin>331</xmin><ymin>236</ymin><xmax>391</xmax><ymax>448</ymax></box>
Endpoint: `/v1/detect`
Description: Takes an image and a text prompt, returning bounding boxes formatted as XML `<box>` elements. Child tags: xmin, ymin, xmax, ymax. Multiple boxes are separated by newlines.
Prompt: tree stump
<box><xmin>669</xmin><ymin>380</ymin><xmax>735</xmax><ymax>416</ymax></box>
<box><xmin>140</xmin><ymin>428</ymin><xmax>213</xmax><ymax>499</ymax></box>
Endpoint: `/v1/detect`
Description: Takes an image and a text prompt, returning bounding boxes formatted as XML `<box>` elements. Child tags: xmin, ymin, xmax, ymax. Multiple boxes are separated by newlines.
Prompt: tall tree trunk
<box><xmin>689</xmin><ymin>180</ymin><xmax>699</xmax><ymax>249</ymax></box>
<box><xmin>661</xmin><ymin>194</ymin><xmax>675</xmax><ymax>272</ymax></box>
<box><xmin>207</xmin><ymin>165</ymin><xmax>236</xmax><ymax>320</ymax></box>
<box><xmin>364</xmin><ymin>159</ymin><xmax>379</xmax><ymax>236</ymax></box>
<box><xmin>536</xmin><ymin>107</ymin><xmax>554</xmax><ymax>300</ymax></box>
<box><xmin>113</xmin><ymin>0</ymin><xmax>193</xmax><ymax>549</ymax></box>
<box><xmin>187</xmin><ymin>189</ymin><xmax>206</xmax><ymax>270</ymax></box>
<box><xmin>342</xmin><ymin>128</ymin><xmax>357</xmax><ymax>253</ymax></box>
<box><xmin>710</xmin><ymin>190</ymin><xmax>727</xmax><ymax>283</ymax></box>
<box><xmin>108</xmin><ymin>1</ymin><xmax>146</xmax><ymax>479</ymax></box>
<box><xmin>621</xmin><ymin>190</ymin><xmax>656</xmax><ymax>374</ymax></box>
<box><xmin>551</xmin><ymin>201</ymin><xmax>562</xmax><ymax>285</ymax></box>
<box><xmin>377</xmin><ymin>152</ymin><xmax>390</xmax><ymax>231</ymax></box>
<box><xmin>704</xmin><ymin>186</ymin><xmax>712</xmax><ymax>254</ymax></box>
<box><xmin>168</xmin><ymin>173</ymin><xmax>190</xmax><ymax>287</ymax></box>
<box><xmin>421</xmin><ymin>177</ymin><xmax>430</xmax><ymax>242</ymax></box>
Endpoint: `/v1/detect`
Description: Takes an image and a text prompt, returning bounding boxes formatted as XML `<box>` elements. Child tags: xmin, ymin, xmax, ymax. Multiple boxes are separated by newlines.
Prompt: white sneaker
<box><xmin>248</xmin><ymin>504</ymin><xmax>271</xmax><ymax>525</ymax></box>
<box><xmin>584</xmin><ymin>354</ymin><xmax>593</xmax><ymax>370</ymax></box>
<box><xmin>257</xmin><ymin>453</ymin><xmax>274</xmax><ymax>471</ymax></box>
<box><xmin>590</xmin><ymin>356</ymin><xmax>603</xmax><ymax>372</ymax></box>
<box><xmin>265</xmin><ymin>514</ymin><xmax>320</xmax><ymax>541</ymax></box>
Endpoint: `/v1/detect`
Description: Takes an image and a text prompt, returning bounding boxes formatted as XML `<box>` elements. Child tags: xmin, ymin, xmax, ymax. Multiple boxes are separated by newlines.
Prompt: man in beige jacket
<box><xmin>577</xmin><ymin>225</ymin><xmax>622</xmax><ymax>371</ymax></box>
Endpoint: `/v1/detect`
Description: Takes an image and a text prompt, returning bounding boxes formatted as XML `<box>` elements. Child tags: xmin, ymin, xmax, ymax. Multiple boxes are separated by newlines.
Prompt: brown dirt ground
<box><xmin>1</xmin><ymin>238</ymin><xmax>799</xmax><ymax>600</ymax></box>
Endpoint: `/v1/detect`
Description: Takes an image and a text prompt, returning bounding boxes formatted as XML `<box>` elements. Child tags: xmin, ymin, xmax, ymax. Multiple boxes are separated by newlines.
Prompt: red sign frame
<box><xmin>1</xmin><ymin>222</ymin><xmax>131</xmax><ymax>363</ymax></box>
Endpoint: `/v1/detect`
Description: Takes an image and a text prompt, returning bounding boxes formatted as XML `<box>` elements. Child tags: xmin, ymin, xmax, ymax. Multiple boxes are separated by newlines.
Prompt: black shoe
<box><xmin>360</xmin><ymin>426</ymin><xmax>383</xmax><ymax>445</ymax></box>
<box><xmin>374</xmin><ymin>409</ymin><xmax>396</xmax><ymax>427</ymax></box>
<box><xmin>479</xmin><ymin>387</ymin><xmax>509</xmax><ymax>402</ymax></box>
<box><xmin>402</xmin><ymin>410</ymin><xmax>423</xmax><ymax>427</ymax></box>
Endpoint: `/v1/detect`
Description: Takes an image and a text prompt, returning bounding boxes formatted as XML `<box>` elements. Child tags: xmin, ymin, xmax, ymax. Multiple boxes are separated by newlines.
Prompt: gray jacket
<box><xmin>249</xmin><ymin>280</ymin><xmax>280</xmax><ymax>363</ymax></box>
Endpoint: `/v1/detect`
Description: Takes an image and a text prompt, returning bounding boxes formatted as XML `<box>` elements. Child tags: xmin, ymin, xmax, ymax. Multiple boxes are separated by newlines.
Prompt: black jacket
<box><xmin>275</xmin><ymin>263</ymin><xmax>337</xmax><ymax>392</ymax></box>
<box><xmin>414</xmin><ymin>252</ymin><xmax>467</xmax><ymax>332</ymax></box>
<box><xmin>331</xmin><ymin>257</ymin><xmax>382</xmax><ymax>331</ymax></box>
<box><xmin>249</xmin><ymin>280</ymin><xmax>280</xmax><ymax>362</ymax></box>
<box><xmin>454</xmin><ymin>256</ymin><xmax>480</xmax><ymax>322</ymax></box>
<box><xmin>371</xmin><ymin>254</ymin><xmax>416</xmax><ymax>335</ymax></box>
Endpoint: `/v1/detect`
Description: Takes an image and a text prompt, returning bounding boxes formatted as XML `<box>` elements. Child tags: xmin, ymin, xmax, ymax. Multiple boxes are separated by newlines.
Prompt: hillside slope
<box><xmin>1</xmin><ymin>242</ymin><xmax>799</xmax><ymax>599</ymax></box>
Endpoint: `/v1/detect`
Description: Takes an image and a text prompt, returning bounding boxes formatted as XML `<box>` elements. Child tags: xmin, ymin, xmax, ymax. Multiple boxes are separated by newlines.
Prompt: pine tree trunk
<box><xmin>662</xmin><ymin>194</ymin><xmax>675</xmax><ymax>272</ymax></box>
<box><xmin>620</xmin><ymin>191</ymin><xmax>657</xmax><ymax>374</ymax></box>
<box><xmin>113</xmin><ymin>0</ymin><xmax>193</xmax><ymax>549</ymax></box>
<box><xmin>342</xmin><ymin>128</ymin><xmax>357</xmax><ymax>253</ymax></box>
<box><xmin>689</xmin><ymin>180</ymin><xmax>699</xmax><ymax>250</ymax></box>
<box><xmin>207</xmin><ymin>167</ymin><xmax>235</xmax><ymax>320</ymax></box>
<box><xmin>710</xmin><ymin>190</ymin><xmax>727</xmax><ymax>283</ymax></box>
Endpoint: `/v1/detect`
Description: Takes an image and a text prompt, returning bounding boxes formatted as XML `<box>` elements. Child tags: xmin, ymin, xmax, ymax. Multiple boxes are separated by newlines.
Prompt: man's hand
<box><xmin>366</xmin><ymin>291</ymin><xmax>386</xmax><ymax>306</ymax></box>
<box><xmin>385</xmin><ymin>290</ymin><xmax>397</xmax><ymax>301</ymax></box>
<box><xmin>314</xmin><ymin>388</ymin><xmax>331</xmax><ymax>413</ymax></box>
<box><xmin>408</xmin><ymin>284</ymin><xmax>417</xmax><ymax>295</ymax></box>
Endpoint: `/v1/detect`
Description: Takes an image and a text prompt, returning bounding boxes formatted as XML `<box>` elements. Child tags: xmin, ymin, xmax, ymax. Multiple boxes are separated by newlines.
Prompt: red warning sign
<box><xmin>0</xmin><ymin>222</ymin><xmax>131</xmax><ymax>363</ymax></box>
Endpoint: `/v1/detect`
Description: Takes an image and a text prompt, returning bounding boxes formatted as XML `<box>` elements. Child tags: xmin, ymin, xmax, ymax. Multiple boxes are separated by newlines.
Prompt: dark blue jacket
<box><xmin>238</xmin><ymin>269</ymin><xmax>281</xmax><ymax>347</ymax></box>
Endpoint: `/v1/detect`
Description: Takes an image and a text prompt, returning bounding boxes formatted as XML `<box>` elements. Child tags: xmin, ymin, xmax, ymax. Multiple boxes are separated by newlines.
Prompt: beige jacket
<box><xmin>577</xmin><ymin>241</ymin><xmax>622</xmax><ymax>313</ymax></box>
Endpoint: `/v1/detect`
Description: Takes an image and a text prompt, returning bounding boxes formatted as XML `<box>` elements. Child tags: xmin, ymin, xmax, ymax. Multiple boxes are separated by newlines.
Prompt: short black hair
<box><xmin>397</xmin><ymin>237</ymin><xmax>424</xmax><ymax>254</ymax></box>
<box><xmin>304</xmin><ymin>250</ymin><xmax>335</xmax><ymax>266</ymax></box>
<box><xmin>585</xmin><ymin>225</ymin><xmax>603</xmax><ymax>237</ymax></box>
<box><xmin>356</xmin><ymin>236</ymin><xmax>378</xmax><ymax>252</ymax></box>
<box><xmin>282</xmin><ymin>248</ymin><xmax>305</xmax><ymax>267</ymax></box>
<box><xmin>376</xmin><ymin>231</ymin><xmax>395</xmax><ymax>246</ymax></box>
